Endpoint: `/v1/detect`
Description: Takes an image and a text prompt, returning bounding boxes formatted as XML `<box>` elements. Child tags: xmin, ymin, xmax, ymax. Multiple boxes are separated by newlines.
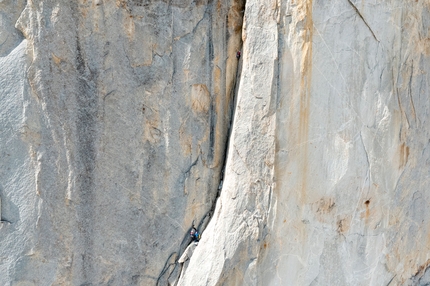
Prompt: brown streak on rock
<box><xmin>191</xmin><ymin>84</ymin><xmax>211</xmax><ymax>114</ymax></box>
<box><xmin>298</xmin><ymin>0</ymin><xmax>313</xmax><ymax>202</ymax></box>
<box><xmin>52</xmin><ymin>53</ymin><xmax>63</xmax><ymax>66</ymax></box>
<box><xmin>337</xmin><ymin>216</ymin><xmax>351</xmax><ymax>234</ymax></box>
<box><xmin>314</xmin><ymin>197</ymin><xmax>335</xmax><ymax>214</ymax></box>
<box><xmin>412</xmin><ymin>259</ymin><xmax>430</xmax><ymax>280</ymax></box>
<box><xmin>311</xmin><ymin>197</ymin><xmax>335</xmax><ymax>224</ymax></box>
<box><xmin>124</xmin><ymin>15</ymin><xmax>135</xmax><ymax>40</ymax></box>
<box><xmin>399</xmin><ymin>142</ymin><xmax>410</xmax><ymax>169</ymax></box>
<box><xmin>364</xmin><ymin>199</ymin><xmax>370</xmax><ymax>219</ymax></box>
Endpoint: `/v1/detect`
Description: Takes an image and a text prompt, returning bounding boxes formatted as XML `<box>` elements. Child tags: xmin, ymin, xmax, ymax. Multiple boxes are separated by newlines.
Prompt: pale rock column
<box><xmin>177</xmin><ymin>0</ymin><xmax>278</xmax><ymax>283</ymax></box>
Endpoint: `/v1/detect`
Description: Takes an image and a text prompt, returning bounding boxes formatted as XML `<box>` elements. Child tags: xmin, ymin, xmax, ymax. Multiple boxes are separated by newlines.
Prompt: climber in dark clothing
<box><xmin>236</xmin><ymin>50</ymin><xmax>241</xmax><ymax>60</ymax></box>
<box><xmin>190</xmin><ymin>226</ymin><xmax>200</xmax><ymax>244</ymax></box>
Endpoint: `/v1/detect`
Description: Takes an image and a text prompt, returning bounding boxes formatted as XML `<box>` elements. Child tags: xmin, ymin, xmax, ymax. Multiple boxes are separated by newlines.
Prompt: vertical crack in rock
<box><xmin>156</xmin><ymin>252</ymin><xmax>179</xmax><ymax>286</ymax></box>
<box><xmin>75</xmin><ymin>34</ymin><xmax>98</xmax><ymax>285</ymax></box>
<box><xmin>385</xmin><ymin>274</ymin><xmax>396</xmax><ymax>286</ymax></box>
<box><xmin>195</xmin><ymin>0</ymin><xmax>246</xmax><ymax>246</ymax></box>
<box><xmin>174</xmin><ymin>0</ymin><xmax>278</xmax><ymax>280</ymax></box>
<box><xmin>409</xmin><ymin>259</ymin><xmax>430</xmax><ymax>285</ymax></box>
<box><xmin>217</xmin><ymin>40</ymin><xmax>243</xmax><ymax>201</ymax></box>
<box><xmin>207</xmin><ymin>4</ymin><xmax>216</xmax><ymax>164</ymax></box>
<box><xmin>347</xmin><ymin>0</ymin><xmax>379</xmax><ymax>42</ymax></box>
<box><xmin>157</xmin><ymin>0</ymin><xmax>245</xmax><ymax>283</ymax></box>
<box><xmin>156</xmin><ymin>230</ymin><xmax>193</xmax><ymax>286</ymax></box>
<box><xmin>408</xmin><ymin>61</ymin><xmax>418</xmax><ymax>124</ymax></box>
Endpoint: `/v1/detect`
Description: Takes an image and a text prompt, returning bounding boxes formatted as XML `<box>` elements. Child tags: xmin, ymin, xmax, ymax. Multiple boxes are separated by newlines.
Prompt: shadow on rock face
<box><xmin>0</xmin><ymin>183</ymin><xmax>20</xmax><ymax>224</ymax></box>
<box><xmin>11</xmin><ymin>254</ymin><xmax>57</xmax><ymax>285</ymax></box>
<box><xmin>0</xmin><ymin>0</ymin><xmax>26</xmax><ymax>57</ymax></box>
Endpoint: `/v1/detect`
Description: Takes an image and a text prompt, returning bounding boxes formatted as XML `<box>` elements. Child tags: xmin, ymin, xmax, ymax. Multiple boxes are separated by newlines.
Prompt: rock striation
<box><xmin>0</xmin><ymin>0</ymin><xmax>430</xmax><ymax>285</ymax></box>
<box><xmin>179</xmin><ymin>0</ymin><xmax>430</xmax><ymax>285</ymax></box>
<box><xmin>1</xmin><ymin>0</ymin><xmax>242</xmax><ymax>284</ymax></box>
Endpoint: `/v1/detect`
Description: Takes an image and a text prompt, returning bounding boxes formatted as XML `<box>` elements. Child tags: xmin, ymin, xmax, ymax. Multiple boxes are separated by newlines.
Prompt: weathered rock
<box><xmin>179</xmin><ymin>0</ymin><xmax>430</xmax><ymax>285</ymax></box>
<box><xmin>0</xmin><ymin>0</ymin><xmax>242</xmax><ymax>284</ymax></box>
<box><xmin>1</xmin><ymin>0</ymin><xmax>430</xmax><ymax>285</ymax></box>
<box><xmin>0</xmin><ymin>0</ymin><xmax>25</xmax><ymax>56</ymax></box>
<box><xmin>0</xmin><ymin>38</ymin><xmax>37</xmax><ymax>283</ymax></box>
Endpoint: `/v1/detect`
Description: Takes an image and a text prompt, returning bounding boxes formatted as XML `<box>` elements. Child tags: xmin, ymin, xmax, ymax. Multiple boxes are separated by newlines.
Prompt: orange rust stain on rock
<box><xmin>52</xmin><ymin>54</ymin><xmax>62</xmax><ymax>66</ymax></box>
<box><xmin>190</xmin><ymin>84</ymin><xmax>211</xmax><ymax>114</ymax></box>
<box><xmin>217</xmin><ymin>0</ymin><xmax>222</xmax><ymax>12</ymax></box>
<box><xmin>364</xmin><ymin>199</ymin><xmax>370</xmax><ymax>219</ymax></box>
<box><xmin>314</xmin><ymin>197</ymin><xmax>335</xmax><ymax>214</ymax></box>
<box><xmin>337</xmin><ymin>216</ymin><xmax>351</xmax><ymax>234</ymax></box>
<box><xmin>227</xmin><ymin>0</ymin><xmax>245</xmax><ymax>33</ymax></box>
<box><xmin>399</xmin><ymin>142</ymin><xmax>410</xmax><ymax>169</ymax></box>
<box><xmin>422</xmin><ymin>38</ymin><xmax>430</xmax><ymax>56</ymax></box>
<box><xmin>312</xmin><ymin>197</ymin><xmax>335</xmax><ymax>223</ymax></box>
<box><xmin>124</xmin><ymin>15</ymin><xmax>135</xmax><ymax>40</ymax></box>
<box><xmin>413</xmin><ymin>259</ymin><xmax>430</xmax><ymax>280</ymax></box>
<box><xmin>213</xmin><ymin>64</ymin><xmax>221</xmax><ymax>96</ymax></box>
<box><xmin>179</xmin><ymin>131</ymin><xmax>192</xmax><ymax>156</ymax></box>
<box><xmin>116</xmin><ymin>0</ymin><xmax>126</xmax><ymax>8</ymax></box>
<box><xmin>298</xmin><ymin>0</ymin><xmax>313</xmax><ymax>202</ymax></box>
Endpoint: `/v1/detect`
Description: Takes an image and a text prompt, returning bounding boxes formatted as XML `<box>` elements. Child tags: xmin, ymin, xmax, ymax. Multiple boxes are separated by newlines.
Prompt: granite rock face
<box><xmin>179</xmin><ymin>0</ymin><xmax>430</xmax><ymax>285</ymax></box>
<box><xmin>0</xmin><ymin>0</ymin><xmax>430</xmax><ymax>285</ymax></box>
<box><xmin>1</xmin><ymin>0</ymin><xmax>242</xmax><ymax>284</ymax></box>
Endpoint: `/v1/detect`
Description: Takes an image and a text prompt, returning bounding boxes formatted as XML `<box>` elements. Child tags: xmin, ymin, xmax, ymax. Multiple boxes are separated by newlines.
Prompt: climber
<box><xmin>190</xmin><ymin>226</ymin><xmax>200</xmax><ymax>245</ymax></box>
<box><xmin>236</xmin><ymin>50</ymin><xmax>241</xmax><ymax>60</ymax></box>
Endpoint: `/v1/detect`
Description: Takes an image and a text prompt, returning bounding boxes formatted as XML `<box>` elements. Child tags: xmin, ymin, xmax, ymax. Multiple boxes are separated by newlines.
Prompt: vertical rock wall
<box><xmin>265</xmin><ymin>1</ymin><xmax>430</xmax><ymax>285</ymax></box>
<box><xmin>0</xmin><ymin>39</ymin><xmax>37</xmax><ymax>284</ymax></box>
<box><xmin>1</xmin><ymin>0</ymin><xmax>430</xmax><ymax>285</ymax></box>
<box><xmin>180</xmin><ymin>0</ymin><xmax>430</xmax><ymax>285</ymax></box>
<box><xmin>0</xmin><ymin>0</ymin><xmax>243</xmax><ymax>284</ymax></box>
<box><xmin>266</xmin><ymin>1</ymin><xmax>430</xmax><ymax>284</ymax></box>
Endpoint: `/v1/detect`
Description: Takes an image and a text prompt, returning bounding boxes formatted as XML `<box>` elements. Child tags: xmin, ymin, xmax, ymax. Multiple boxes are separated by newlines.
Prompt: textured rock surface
<box><xmin>0</xmin><ymin>39</ymin><xmax>37</xmax><ymax>283</ymax></box>
<box><xmin>179</xmin><ymin>0</ymin><xmax>430</xmax><ymax>285</ymax></box>
<box><xmin>1</xmin><ymin>0</ymin><xmax>242</xmax><ymax>284</ymax></box>
<box><xmin>1</xmin><ymin>0</ymin><xmax>430</xmax><ymax>285</ymax></box>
